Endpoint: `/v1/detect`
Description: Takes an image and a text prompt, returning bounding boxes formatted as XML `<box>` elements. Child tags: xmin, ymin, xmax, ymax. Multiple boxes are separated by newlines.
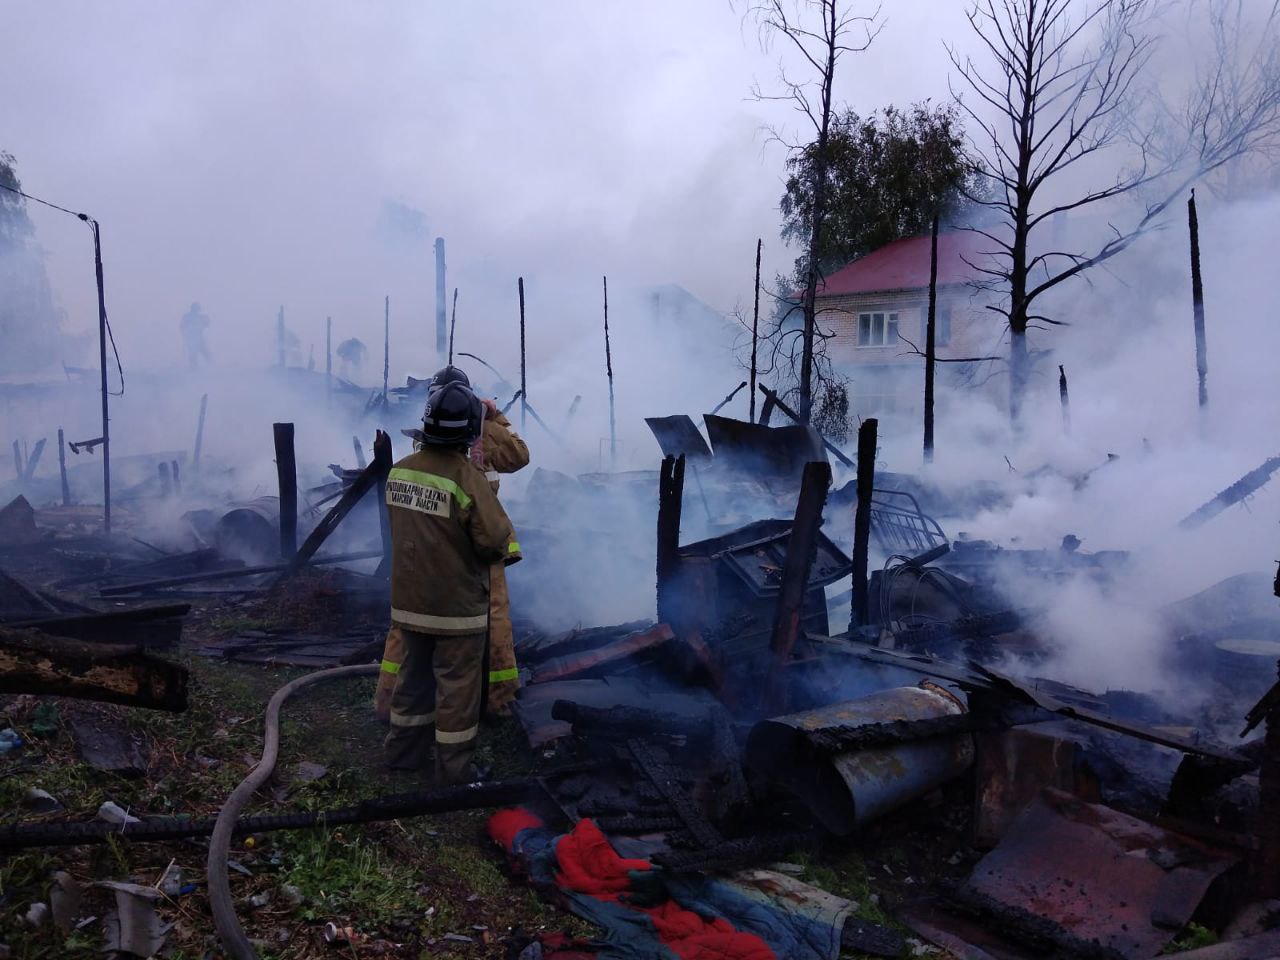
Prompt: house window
<box><xmin>919</xmin><ymin>305</ymin><xmax>953</xmax><ymax>347</ymax></box>
<box><xmin>857</xmin><ymin>311</ymin><xmax>900</xmax><ymax>347</ymax></box>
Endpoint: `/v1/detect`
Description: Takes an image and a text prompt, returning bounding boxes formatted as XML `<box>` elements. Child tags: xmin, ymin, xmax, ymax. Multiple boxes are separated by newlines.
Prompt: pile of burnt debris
<box><xmin>4</xmin><ymin>402</ymin><xmax>1280</xmax><ymax>960</ymax></box>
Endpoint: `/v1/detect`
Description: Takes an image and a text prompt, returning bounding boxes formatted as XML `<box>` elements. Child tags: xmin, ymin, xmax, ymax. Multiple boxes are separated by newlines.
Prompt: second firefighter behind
<box><xmin>383</xmin><ymin>378</ymin><xmax>517</xmax><ymax>783</ymax></box>
<box><xmin>374</xmin><ymin>365</ymin><xmax>529</xmax><ymax>723</ymax></box>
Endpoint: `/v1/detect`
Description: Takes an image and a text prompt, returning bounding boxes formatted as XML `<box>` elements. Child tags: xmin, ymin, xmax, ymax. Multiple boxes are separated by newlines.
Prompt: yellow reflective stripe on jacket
<box><xmin>436</xmin><ymin>724</ymin><xmax>479</xmax><ymax>744</ymax></box>
<box><xmin>392</xmin><ymin>607</ymin><xmax>488</xmax><ymax>632</ymax></box>
<box><xmin>507</xmin><ymin>541</ymin><xmax>521</xmax><ymax>555</ymax></box>
<box><xmin>380</xmin><ymin>659</ymin><xmax>400</xmax><ymax>675</ymax></box>
<box><xmin>488</xmin><ymin>667</ymin><xmax>519</xmax><ymax>683</ymax></box>
<box><xmin>386</xmin><ymin>467</ymin><xmax>473</xmax><ymax>510</ymax></box>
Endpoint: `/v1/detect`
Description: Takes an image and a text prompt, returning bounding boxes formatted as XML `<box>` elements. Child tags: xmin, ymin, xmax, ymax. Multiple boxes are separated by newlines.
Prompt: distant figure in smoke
<box><xmin>180</xmin><ymin>302</ymin><xmax>212</xmax><ymax>367</ymax></box>
<box><xmin>336</xmin><ymin>337</ymin><xmax>367</xmax><ymax>379</ymax></box>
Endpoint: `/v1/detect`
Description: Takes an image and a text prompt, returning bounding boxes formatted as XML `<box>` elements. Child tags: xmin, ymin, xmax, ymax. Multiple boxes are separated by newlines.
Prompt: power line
<box><xmin>0</xmin><ymin>178</ymin><xmax>124</xmax><ymax>397</ymax></box>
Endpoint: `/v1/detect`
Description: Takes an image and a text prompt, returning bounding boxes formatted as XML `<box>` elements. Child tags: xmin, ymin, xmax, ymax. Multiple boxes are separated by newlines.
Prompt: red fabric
<box><xmin>553</xmin><ymin>818</ymin><xmax>651</xmax><ymax>899</ymax></box>
<box><xmin>488</xmin><ymin>807</ymin><xmax>543</xmax><ymax>851</ymax></box>
<box><xmin>641</xmin><ymin>902</ymin><xmax>775</xmax><ymax>960</ymax></box>
<box><xmin>487</xmin><ymin>811</ymin><xmax>776</xmax><ymax>960</ymax></box>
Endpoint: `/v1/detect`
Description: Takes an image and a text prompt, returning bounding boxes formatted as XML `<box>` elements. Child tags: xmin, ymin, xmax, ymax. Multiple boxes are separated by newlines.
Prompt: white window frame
<box><xmin>856</xmin><ymin>310</ymin><xmax>900</xmax><ymax>347</ymax></box>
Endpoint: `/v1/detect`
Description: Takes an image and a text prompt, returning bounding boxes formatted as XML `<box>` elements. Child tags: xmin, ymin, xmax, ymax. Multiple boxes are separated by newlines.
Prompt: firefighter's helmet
<box><xmin>420</xmin><ymin>381</ymin><xmax>483</xmax><ymax>447</ymax></box>
<box><xmin>429</xmin><ymin>365</ymin><xmax>471</xmax><ymax>390</ymax></box>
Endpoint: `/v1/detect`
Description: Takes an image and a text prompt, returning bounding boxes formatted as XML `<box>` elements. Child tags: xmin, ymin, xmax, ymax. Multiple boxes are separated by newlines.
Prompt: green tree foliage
<box><xmin>779</xmin><ymin>102</ymin><xmax>981</xmax><ymax>280</ymax></box>
<box><xmin>0</xmin><ymin>153</ymin><xmax>62</xmax><ymax>374</ymax></box>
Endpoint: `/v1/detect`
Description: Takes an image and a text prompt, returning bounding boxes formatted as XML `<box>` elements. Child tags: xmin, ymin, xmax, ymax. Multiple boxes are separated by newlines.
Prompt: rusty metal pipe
<box><xmin>745</xmin><ymin>684</ymin><xmax>974</xmax><ymax>835</ymax></box>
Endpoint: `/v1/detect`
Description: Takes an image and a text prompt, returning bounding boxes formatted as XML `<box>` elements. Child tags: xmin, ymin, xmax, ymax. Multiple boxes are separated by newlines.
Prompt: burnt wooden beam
<box><xmin>22</xmin><ymin>438</ymin><xmax>45</xmax><ymax>482</ymax></box>
<box><xmin>768</xmin><ymin>461</ymin><xmax>831</xmax><ymax>709</ymax></box>
<box><xmin>656</xmin><ymin>454</ymin><xmax>685</xmax><ymax>626</ymax></box>
<box><xmin>1180</xmin><ymin>456</ymin><xmax>1280</xmax><ymax>530</ymax></box>
<box><xmin>0</xmin><ymin>627</ymin><xmax>188</xmax><ymax>711</ymax></box>
<box><xmin>850</xmin><ymin>417</ymin><xmax>878</xmax><ymax>629</ymax></box>
<box><xmin>273</xmin><ymin>422</ymin><xmax>297</xmax><ymax>557</ymax></box>
<box><xmin>272</xmin><ymin>431</ymin><xmax>392</xmax><ymax>586</ymax></box>
<box><xmin>4</xmin><ymin>603</ymin><xmax>191</xmax><ymax>649</ymax></box>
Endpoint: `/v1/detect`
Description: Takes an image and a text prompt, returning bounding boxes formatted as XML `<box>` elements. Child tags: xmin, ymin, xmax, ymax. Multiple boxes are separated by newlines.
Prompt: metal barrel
<box><xmin>745</xmin><ymin>685</ymin><xmax>975</xmax><ymax>835</ymax></box>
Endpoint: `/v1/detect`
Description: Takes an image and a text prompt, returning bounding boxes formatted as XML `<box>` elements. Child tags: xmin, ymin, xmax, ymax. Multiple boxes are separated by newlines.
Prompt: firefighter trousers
<box><xmin>487</xmin><ymin>561</ymin><xmax>520</xmax><ymax>714</ymax></box>
<box><xmin>383</xmin><ymin>628</ymin><xmax>484</xmax><ymax>785</ymax></box>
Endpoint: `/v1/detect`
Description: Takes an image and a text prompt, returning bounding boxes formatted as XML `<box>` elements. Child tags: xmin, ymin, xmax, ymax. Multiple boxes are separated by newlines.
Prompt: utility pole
<box><xmin>90</xmin><ymin>218</ymin><xmax>112</xmax><ymax>535</ymax></box>
<box><xmin>434</xmin><ymin>238</ymin><xmax>447</xmax><ymax>362</ymax></box>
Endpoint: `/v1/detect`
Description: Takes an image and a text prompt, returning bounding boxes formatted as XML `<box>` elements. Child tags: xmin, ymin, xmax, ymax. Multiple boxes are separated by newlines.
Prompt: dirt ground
<box><xmin>0</xmin><ymin>576</ymin><xmax>966</xmax><ymax>959</ymax></box>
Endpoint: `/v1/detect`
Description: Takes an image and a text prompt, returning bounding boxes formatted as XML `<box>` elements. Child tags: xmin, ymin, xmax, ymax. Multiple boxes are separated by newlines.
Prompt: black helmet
<box><xmin>430</xmin><ymin>365</ymin><xmax>470</xmax><ymax>389</ymax></box>
<box><xmin>420</xmin><ymin>381</ymin><xmax>482</xmax><ymax>446</ymax></box>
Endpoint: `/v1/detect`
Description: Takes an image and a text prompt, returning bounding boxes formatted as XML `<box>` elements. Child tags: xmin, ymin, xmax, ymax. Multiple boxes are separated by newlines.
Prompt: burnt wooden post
<box><xmin>603</xmin><ymin>276</ymin><xmax>616</xmax><ymax>470</ymax></box>
<box><xmin>193</xmin><ymin>393</ymin><xmax>208</xmax><ymax>470</ymax></box>
<box><xmin>750</xmin><ymin>238</ymin><xmax>762</xmax><ymax>423</ymax></box>
<box><xmin>171</xmin><ymin>459</ymin><xmax>181</xmax><ymax>496</ymax></box>
<box><xmin>656</xmin><ymin>455</ymin><xmax>685</xmax><ymax>626</ymax></box>
<box><xmin>518</xmin><ymin>277</ymin><xmax>528</xmax><ymax>432</ymax></box>
<box><xmin>373</xmin><ymin>430</ymin><xmax>394</xmax><ymax>579</ymax></box>
<box><xmin>352</xmin><ymin>436</ymin><xmax>367</xmax><ymax>469</ymax></box>
<box><xmin>11</xmin><ymin>441</ymin><xmax>22</xmax><ymax>482</ymax></box>
<box><xmin>383</xmin><ymin>294</ymin><xmax>391</xmax><ymax>411</ymax></box>
<box><xmin>435</xmin><ymin>237</ymin><xmax>447</xmax><ymax>360</ymax></box>
<box><xmin>158</xmin><ymin>462</ymin><xmax>172</xmax><ymax>499</ymax></box>
<box><xmin>923</xmin><ymin>214</ymin><xmax>939</xmax><ymax>464</ymax></box>
<box><xmin>91</xmin><ymin>220</ymin><xmax>112</xmax><ymax>536</ymax></box>
<box><xmin>448</xmin><ymin>288</ymin><xmax>458</xmax><ymax>364</ymax></box>
<box><xmin>273</xmin><ymin>423</ymin><xmax>297</xmax><ymax>558</ymax></box>
<box><xmin>850</xmin><ymin>417</ymin><xmax>878</xmax><ymax>630</ymax></box>
<box><xmin>768</xmin><ymin>461</ymin><xmax>832</xmax><ymax>676</ymax></box>
<box><xmin>1059</xmin><ymin>364</ymin><xmax>1071</xmax><ymax>434</ymax></box>
<box><xmin>57</xmin><ymin>428</ymin><xmax>70</xmax><ymax>506</ymax></box>
<box><xmin>1189</xmin><ymin>190</ymin><xmax>1209</xmax><ymax>408</ymax></box>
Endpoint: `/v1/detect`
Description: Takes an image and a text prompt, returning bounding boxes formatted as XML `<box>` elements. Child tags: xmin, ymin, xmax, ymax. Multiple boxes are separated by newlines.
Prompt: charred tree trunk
<box><xmin>273</xmin><ymin>423</ymin><xmax>297</xmax><ymax>558</ymax></box>
<box><xmin>924</xmin><ymin>214</ymin><xmax>939</xmax><ymax>464</ymax></box>
<box><xmin>11</xmin><ymin>441</ymin><xmax>22</xmax><ymax>482</ymax></box>
<box><xmin>1189</xmin><ymin>190</ymin><xmax>1209</xmax><ymax>408</ymax></box>
<box><xmin>751</xmin><ymin>238</ymin><xmax>762</xmax><ymax>423</ymax></box>
<box><xmin>797</xmin><ymin>2</ymin><xmax>840</xmax><ymax>425</ymax></box>
<box><xmin>850</xmin><ymin>418</ymin><xmax>878</xmax><ymax>630</ymax></box>
<box><xmin>1059</xmin><ymin>364</ymin><xmax>1071</xmax><ymax>434</ymax></box>
<box><xmin>518</xmin><ymin>277</ymin><xmax>528</xmax><ymax>433</ymax></box>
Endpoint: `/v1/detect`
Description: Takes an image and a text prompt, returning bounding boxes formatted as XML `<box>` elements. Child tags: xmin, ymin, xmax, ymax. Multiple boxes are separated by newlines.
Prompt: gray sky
<box><xmin>1</xmin><ymin>1</ymin><xmax>971</xmax><ymax>377</ymax></box>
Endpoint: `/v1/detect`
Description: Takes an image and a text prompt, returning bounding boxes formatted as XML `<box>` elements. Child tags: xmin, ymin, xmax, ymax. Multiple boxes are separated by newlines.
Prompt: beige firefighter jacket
<box><xmin>386</xmin><ymin>446</ymin><xmax>515</xmax><ymax>636</ymax></box>
<box><xmin>477</xmin><ymin>412</ymin><xmax>530</xmax><ymax>493</ymax></box>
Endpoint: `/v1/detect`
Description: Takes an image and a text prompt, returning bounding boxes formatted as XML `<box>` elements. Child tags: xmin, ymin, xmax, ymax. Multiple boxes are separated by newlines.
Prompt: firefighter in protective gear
<box><xmin>383</xmin><ymin>380</ymin><xmax>516</xmax><ymax>783</ymax></box>
<box><xmin>375</xmin><ymin>365</ymin><xmax>529</xmax><ymax>721</ymax></box>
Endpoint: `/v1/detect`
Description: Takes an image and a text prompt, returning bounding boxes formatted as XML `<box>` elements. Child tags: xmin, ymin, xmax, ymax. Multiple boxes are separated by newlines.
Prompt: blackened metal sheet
<box><xmin>511</xmin><ymin>677</ymin><xmax>721</xmax><ymax>747</ymax></box>
<box><xmin>645</xmin><ymin>415</ymin><xmax>713</xmax><ymax>460</ymax></box>
<box><xmin>963</xmin><ymin>789</ymin><xmax>1237</xmax><ymax>959</ymax></box>
<box><xmin>680</xmin><ymin>518</ymin><xmax>851</xmax><ymax>597</ymax></box>
<box><xmin>703</xmin><ymin>414</ymin><xmax>827</xmax><ymax>479</ymax></box>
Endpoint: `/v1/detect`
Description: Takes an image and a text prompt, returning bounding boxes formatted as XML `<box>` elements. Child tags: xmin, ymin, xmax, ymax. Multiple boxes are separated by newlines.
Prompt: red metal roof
<box><xmin>814</xmin><ymin>231</ymin><xmax>986</xmax><ymax>297</ymax></box>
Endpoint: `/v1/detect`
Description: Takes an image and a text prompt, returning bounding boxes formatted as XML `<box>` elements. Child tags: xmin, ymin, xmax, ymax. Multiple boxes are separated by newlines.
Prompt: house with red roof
<box><xmin>811</xmin><ymin>230</ymin><xmax>996</xmax><ymax>417</ymax></box>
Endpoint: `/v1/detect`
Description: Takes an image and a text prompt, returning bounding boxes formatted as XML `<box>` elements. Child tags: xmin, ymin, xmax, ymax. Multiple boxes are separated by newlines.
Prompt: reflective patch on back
<box><xmin>386</xmin><ymin>478</ymin><xmax>451</xmax><ymax>517</ymax></box>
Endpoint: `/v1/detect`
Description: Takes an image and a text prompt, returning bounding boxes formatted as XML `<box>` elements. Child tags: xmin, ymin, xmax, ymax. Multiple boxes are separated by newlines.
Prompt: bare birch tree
<box><xmin>749</xmin><ymin>0</ymin><xmax>882</xmax><ymax>423</ymax></box>
<box><xmin>951</xmin><ymin>0</ymin><xmax>1280</xmax><ymax>424</ymax></box>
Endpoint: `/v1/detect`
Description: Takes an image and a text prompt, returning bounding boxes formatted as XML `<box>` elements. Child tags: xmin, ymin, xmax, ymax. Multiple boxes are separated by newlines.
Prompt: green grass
<box><xmin>1162</xmin><ymin>922</ymin><xmax>1219</xmax><ymax>953</ymax></box>
<box><xmin>274</xmin><ymin>826</ymin><xmax>418</xmax><ymax>929</ymax></box>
